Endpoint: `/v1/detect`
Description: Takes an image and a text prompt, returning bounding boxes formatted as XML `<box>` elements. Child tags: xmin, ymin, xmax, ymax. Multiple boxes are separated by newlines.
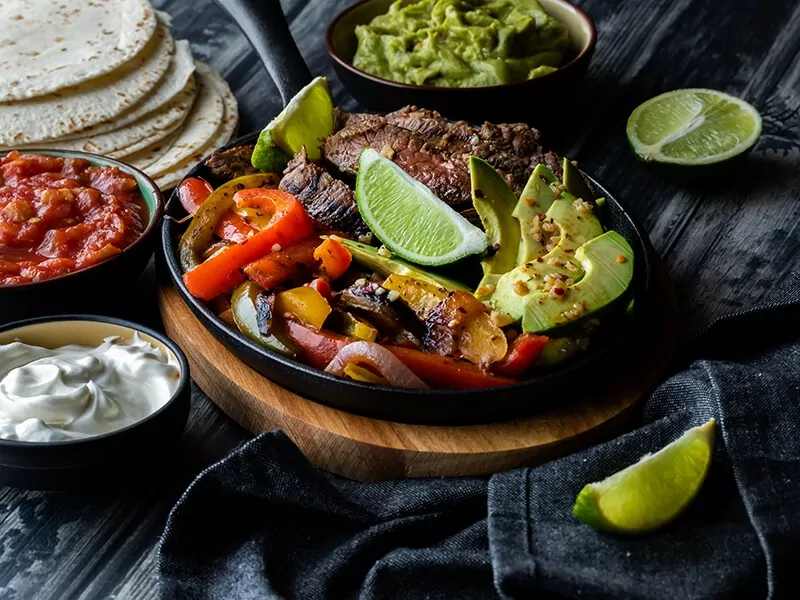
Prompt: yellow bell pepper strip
<box><xmin>386</xmin><ymin>346</ymin><xmax>516</xmax><ymax>389</ymax></box>
<box><xmin>183</xmin><ymin>189</ymin><xmax>314</xmax><ymax>301</ymax></box>
<box><xmin>382</xmin><ymin>273</ymin><xmax>448</xmax><ymax>319</ymax></box>
<box><xmin>332</xmin><ymin>311</ymin><xmax>379</xmax><ymax>342</ymax></box>
<box><xmin>178</xmin><ymin>173</ymin><xmax>280</xmax><ymax>273</ymax></box>
<box><xmin>274</xmin><ymin>286</ymin><xmax>332</xmax><ymax>330</ymax></box>
<box><xmin>313</xmin><ymin>237</ymin><xmax>352</xmax><ymax>280</ymax></box>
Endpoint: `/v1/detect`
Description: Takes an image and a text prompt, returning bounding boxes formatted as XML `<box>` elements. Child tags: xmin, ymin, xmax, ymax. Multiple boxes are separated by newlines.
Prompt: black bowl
<box><xmin>0</xmin><ymin>315</ymin><xmax>190</xmax><ymax>490</ymax></box>
<box><xmin>325</xmin><ymin>0</ymin><xmax>597</xmax><ymax>123</ymax></box>
<box><xmin>161</xmin><ymin>131</ymin><xmax>654</xmax><ymax>425</ymax></box>
<box><xmin>0</xmin><ymin>150</ymin><xmax>164</xmax><ymax>324</ymax></box>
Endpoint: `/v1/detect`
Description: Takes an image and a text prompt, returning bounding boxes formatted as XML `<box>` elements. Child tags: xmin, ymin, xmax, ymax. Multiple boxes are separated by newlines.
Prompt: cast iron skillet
<box><xmin>160</xmin><ymin>0</ymin><xmax>655</xmax><ymax>425</ymax></box>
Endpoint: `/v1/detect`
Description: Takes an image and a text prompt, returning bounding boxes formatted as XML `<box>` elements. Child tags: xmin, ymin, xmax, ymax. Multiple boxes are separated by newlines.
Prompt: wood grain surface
<box><xmin>157</xmin><ymin>256</ymin><xmax>676</xmax><ymax>480</ymax></box>
<box><xmin>1</xmin><ymin>0</ymin><xmax>798</xmax><ymax>598</ymax></box>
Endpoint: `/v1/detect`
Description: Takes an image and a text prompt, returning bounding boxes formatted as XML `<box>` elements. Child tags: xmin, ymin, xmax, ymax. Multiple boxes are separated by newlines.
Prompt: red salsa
<box><xmin>0</xmin><ymin>152</ymin><xmax>148</xmax><ymax>285</ymax></box>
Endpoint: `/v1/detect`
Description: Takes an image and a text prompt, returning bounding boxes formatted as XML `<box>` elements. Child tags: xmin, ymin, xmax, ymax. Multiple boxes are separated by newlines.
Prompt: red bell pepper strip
<box><xmin>214</xmin><ymin>210</ymin><xmax>256</xmax><ymax>243</ymax></box>
<box><xmin>314</xmin><ymin>237</ymin><xmax>352</xmax><ymax>280</ymax></box>
<box><xmin>285</xmin><ymin>320</ymin><xmax>350</xmax><ymax>370</ymax></box>
<box><xmin>492</xmin><ymin>334</ymin><xmax>549</xmax><ymax>376</ymax></box>
<box><xmin>307</xmin><ymin>278</ymin><xmax>331</xmax><ymax>299</ymax></box>
<box><xmin>241</xmin><ymin>237</ymin><xmax>320</xmax><ymax>290</ymax></box>
<box><xmin>386</xmin><ymin>346</ymin><xmax>516</xmax><ymax>389</ymax></box>
<box><xmin>177</xmin><ymin>177</ymin><xmax>213</xmax><ymax>215</ymax></box>
<box><xmin>183</xmin><ymin>189</ymin><xmax>314</xmax><ymax>301</ymax></box>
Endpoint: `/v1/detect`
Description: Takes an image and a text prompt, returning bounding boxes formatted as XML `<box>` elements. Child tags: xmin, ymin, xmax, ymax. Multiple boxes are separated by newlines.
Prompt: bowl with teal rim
<box><xmin>0</xmin><ymin>149</ymin><xmax>164</xmax><ymax>324</ymax></box>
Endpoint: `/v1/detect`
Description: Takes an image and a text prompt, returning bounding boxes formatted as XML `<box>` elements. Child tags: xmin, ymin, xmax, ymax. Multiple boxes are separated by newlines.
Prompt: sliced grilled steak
<box><xmin>384</xmin><ymin>106</ymin><xmax>544</xmax><ymax>161</ymax></box>
<box><xmin>324</xmin><ymin>120</ymin><xmax>474</xmax><ymax>209</ymax></box>
<box><xmin>204</xmin><ymin>145</ymin><xmax>259</xmax><ymax>184</ymax></box>
<box><xmin>333</xmin><ymin>108</ymin><xmax>383</xmax><ymax>131</ymax></box>
<box><xmin>279</xmin><ymin>149</ymin><xmax>370</xmax><ymax>239</ymax></box>
<box><xmin>324</xmin><ymin>107</ymin><xmax>565</xmax><ymax>208</ymax></box>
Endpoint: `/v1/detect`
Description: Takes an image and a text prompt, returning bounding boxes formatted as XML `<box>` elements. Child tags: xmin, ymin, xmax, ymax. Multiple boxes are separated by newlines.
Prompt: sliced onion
<box><xmin>325</xmin><ymin>341</ymin><xmax>428</xmax><ymax>389</ymax></box>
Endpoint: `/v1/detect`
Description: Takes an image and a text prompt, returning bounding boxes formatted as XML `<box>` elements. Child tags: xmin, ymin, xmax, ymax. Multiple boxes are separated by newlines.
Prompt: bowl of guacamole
<box><xmin>352</xmin><ymin>0</ymin><xmax>572</xmax><ymax>88</ymax></box>
<box><xmin>326</xmin><ymin>0</ymin><xmax>597</xmax><ymax>121</ymax></box>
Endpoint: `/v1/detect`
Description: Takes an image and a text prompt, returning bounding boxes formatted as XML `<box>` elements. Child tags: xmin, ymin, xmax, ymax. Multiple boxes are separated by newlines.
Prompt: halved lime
<box><xmin>356</xmin><ymin>148</ymin><xmax>488</xmax><ymax>266</ymax></box>
<box><xmin>627</xmin><ymin>89</ymin><xmax>761</xmax><ymax>165</ymax></box>
<box><xmin>573</xmin><ymin>419</ymin><xmax>716</xmax><ymax>534</ymax></box>
<box><xmin>251</xmin><ymin>76</ymin><xmax>334</xmax><ymax>171</ymax></box>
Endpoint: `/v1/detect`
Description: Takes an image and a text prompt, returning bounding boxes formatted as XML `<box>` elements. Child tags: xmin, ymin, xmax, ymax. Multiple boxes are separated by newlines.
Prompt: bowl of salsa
<box><xmin>0</xmin><ymin>150</ymin><xmax>163</xmax><ymax>323</ymax></box>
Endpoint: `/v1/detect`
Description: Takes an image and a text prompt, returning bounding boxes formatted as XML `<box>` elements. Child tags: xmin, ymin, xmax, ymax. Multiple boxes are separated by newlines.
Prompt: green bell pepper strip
<box><xmin>178</xmin><ymin>173</ymin><xmax>280</xmax><ymax>273</ymax></box>
<box><xmin>231</xmin><ymin>281</ymin><xmax>295</xmax><ymax>357</ymax></box>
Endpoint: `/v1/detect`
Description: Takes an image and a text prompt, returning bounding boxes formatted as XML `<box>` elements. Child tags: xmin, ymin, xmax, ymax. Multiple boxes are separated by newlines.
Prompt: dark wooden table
<box><xmin>1</xmin><ymin>0</ymin><xmax>798</xmax><ymax>598</ymax></box>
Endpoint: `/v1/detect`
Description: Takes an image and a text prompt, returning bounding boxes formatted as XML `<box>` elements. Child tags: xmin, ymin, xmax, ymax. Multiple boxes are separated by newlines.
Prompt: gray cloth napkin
<box><xmin>158</xmin><ymin>270</ymin><xmax>800</xmax><ymax>599</ymax></box>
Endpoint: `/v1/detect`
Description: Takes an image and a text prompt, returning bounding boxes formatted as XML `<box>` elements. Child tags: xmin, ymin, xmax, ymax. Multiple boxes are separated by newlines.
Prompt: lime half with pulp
<box><xmin>627</xmin><ymin>89</ymin><xmax>761</xmax><ymax>165</ymax></box>
<box><xmin>355</xmin><ymin>148</ymin><xmax>488</xmax><ymax>266</ymax></box>
<box><xmin>573</xmin><ymin>418</ymin><xmax>716</xmax><ymax>534</ymax></box>
<box><xmin>251</xmin><ymin>76</ymin><xmax>334</xmax><ymax>171</ymax></box>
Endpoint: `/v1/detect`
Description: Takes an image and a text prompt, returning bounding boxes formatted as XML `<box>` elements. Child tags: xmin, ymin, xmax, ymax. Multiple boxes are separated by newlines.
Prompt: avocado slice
<box><xmin>492</xmin><ymin>188</ymin><xmax>604</xmax><ymax>319</ymax></box>
<box><xmin>520</xmin><ymin>231</ymin><xmax>634</xmax><ymax>334</ymax></box>
<box><xmin>469</xmin><ymin>156</ymin><xmax>521</xmax><ymax>299</ymax></box>
<box><xmin>513</xmin><ymin>164</ymin><xmax>559</xmax><ymax>264</ymax></box>
<box><xmin>339</xmin><ymin>237</ymin><xmax>469</xmax><ymax>291</ymax></box>
<box><xmin>562</xmin><ymin>157</ymin><xmax>596</xmax><ymax>202</ymax></box>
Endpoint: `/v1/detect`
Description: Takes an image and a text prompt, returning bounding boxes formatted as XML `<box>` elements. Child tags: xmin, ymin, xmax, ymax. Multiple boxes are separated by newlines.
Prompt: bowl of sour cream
<box><xmin>0</xmin><ymin>316</ymin><xmax>190</xmax><ymax>489</ymax></box>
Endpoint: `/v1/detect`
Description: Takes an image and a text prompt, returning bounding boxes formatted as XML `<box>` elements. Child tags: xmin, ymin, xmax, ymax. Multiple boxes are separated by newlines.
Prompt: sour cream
<box><xmin>0</xmin><ymin>334</ymin><xmax>180</xmax><ymax>443</ymax></box>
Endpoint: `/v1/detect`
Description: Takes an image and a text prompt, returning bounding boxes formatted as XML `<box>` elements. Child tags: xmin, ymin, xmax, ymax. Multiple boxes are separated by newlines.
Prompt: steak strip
<box><xmin>324</xmin><ymin>119</ymin><xmax>474</xmax><ymax>209</ymax></box>
<box><xmin>203</xmin><ymin>145</ymin><xmax>259</xmax><ymax>184</ymax></box>
<box><xmin>325</xmin><ymin>106</ymin><xmax>564</xmax><ymax>209</ymax></box>
<box><xmin>279</xmin><ymin>148</ymin><xmax>370</xmax><ymax>240</ymax></box>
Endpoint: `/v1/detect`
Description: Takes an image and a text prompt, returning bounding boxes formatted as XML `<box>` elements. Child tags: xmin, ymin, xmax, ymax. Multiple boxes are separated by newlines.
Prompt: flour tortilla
<box><xmin>0</xmin><ymin>0</ymin><xmax>158</xmax><ymax>101</ymax></box>
<box><xmin>59</xmin><ymin>40</ymin><xmax>196</xmax><ymax>141</ymax></box>
<box><xmin>154</xmin><ymin>67</ymin><xmax>239</xmax><ymax>190</ymax></box>
<box><xmin>0</xmin><ymin>25</ymin><xmax>174</xmax><ymax>146</ymax></box>
<box><xmin>139</xmin><ymin>63</ymin><xmax>225</xmax><ymax>176</ymax></box>
<box><xmin>106</xmin><ymin>102</ymin><xmax>190</xmax><ymax>158</ymax></box>
<box><xmin>17</xmin><ymin>73</ymin><xmax>196</xmax><ymax>157</ymax></box>
<box><xmin>120</xmin><ymin>129</ymin><xmax>182</xmax><ymax>170</ymax></box>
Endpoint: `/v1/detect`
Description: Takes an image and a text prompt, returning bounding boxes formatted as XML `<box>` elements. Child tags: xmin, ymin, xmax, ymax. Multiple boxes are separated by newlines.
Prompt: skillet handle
<box><xmin>213</xmin><ymin>0</ymin><xmax>312</xmax><ymax>104</ymax></box>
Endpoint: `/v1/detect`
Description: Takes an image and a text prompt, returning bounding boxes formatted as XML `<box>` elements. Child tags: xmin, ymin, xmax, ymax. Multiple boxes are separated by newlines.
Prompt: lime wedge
<box><xmin>573</xmin><ymin>419</ymin><xmax>716</xmax><ymax>534</ymax></box>
<box><xmin>251</xmin><ymin>76</ymin><xmax>334</xmax><ymax>171</ymax></box>
<box><xmin>627</xmin><ymin>89</ymin><xmax>761</xmax><ymax>165</ymax></box>
<box><xmin>356</xmin><ymin>148</ymin><xmax>488</xmax><ymax>266</ymax></box>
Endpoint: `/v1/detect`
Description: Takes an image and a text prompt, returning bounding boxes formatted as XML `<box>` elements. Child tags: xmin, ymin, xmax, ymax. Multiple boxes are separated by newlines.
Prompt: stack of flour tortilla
<box><xmin>0</xmin><ymin>0</ymin><xmax>238</xmax><ymax>190</ymax></box>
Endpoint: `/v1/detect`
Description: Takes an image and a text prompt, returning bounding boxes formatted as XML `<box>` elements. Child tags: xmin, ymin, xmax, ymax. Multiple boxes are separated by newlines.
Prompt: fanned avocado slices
<box><xmin>513</xmin><ymin>164</ymin><xmax>559</xmax><ymax>264</ymax></box>
<box><xmin>521</xmin><ymin>231</ymin><xmax>634</xmax><ymax>334</ymax></box>
<box><xmin>491</xmin><ymin>184</ymin><xmax>603</xmax><ymax>321</ymax></box>
<box><xmin>469</xmin><ymin>156</ymin><xmax>521</xmax><ymax>299</ymax></box>
<box><xmin>467</xmin><ymin>158</ymin><xmax>634</xmax><ymax>335</ymax></box>
<box><xmin>562</xmin><ymin>157</ymin><xmax>596</xmax><ymax>202</ymax></box>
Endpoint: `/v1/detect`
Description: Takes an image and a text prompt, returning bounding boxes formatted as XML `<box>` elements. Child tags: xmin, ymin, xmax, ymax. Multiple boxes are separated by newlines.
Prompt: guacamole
<box><xmin>352</xmin><ymin>0</ymin><xmax>571</xmax><ymax>88</ymax></box>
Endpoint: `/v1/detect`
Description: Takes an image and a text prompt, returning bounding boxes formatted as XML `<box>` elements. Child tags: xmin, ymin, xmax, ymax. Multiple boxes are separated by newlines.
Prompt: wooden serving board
<box><xmin>158</xmin><ymin>263</ymin><xmax>677</xmax><ymax>481</ymax></box>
